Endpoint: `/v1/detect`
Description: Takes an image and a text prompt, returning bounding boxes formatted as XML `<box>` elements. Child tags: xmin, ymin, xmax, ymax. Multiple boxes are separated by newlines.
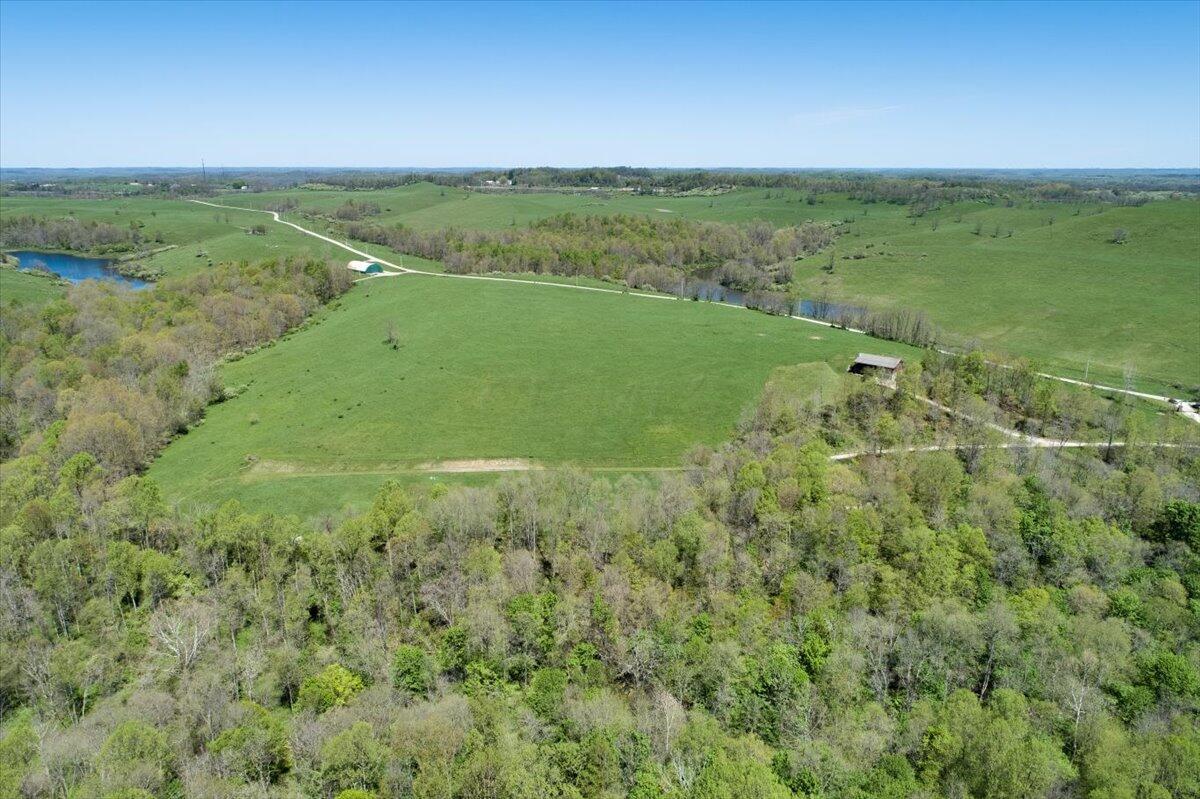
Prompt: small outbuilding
<box><xmin>848</xmin><ymin>353</ymin><xmax>904</xmax><ymax>386</ymax></box>
<box><xmin>347</xmin><ymin>260</ymin><xmax>383</xmax><ymax>274</ymax></box>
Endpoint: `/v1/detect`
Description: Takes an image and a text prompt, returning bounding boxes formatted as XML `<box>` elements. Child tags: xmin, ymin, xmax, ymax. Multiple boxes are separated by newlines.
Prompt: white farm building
<box><xmin>347</xmin><ymin>260</ymin><xmax>383</xmax><ymax>274</ymax></box>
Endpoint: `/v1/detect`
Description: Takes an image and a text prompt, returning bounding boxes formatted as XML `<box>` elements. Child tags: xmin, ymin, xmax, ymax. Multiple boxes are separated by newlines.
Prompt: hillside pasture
<box><xmin>795</xmin><ymin>198</ymin><xmax>1200</xmax><ymax>394</ymax></box>
<box><xmin>0</xmin><ymin>266</ymin><xmax>65</xmax><ymax>306</ymax></box>
<box><xmin>219</xmin><ymin>184</ymin><xmax>1199</xmax><ymax>391</ymax></box>
<box><xmin>148</xmin><ymin>274</ymin><xmax>918</xmax><ymax>517</ymax></box>
<box><xmin>221</xmin><ymin>183</ymin><xmax>854</xmax><ymax>230</ymax></box>
<box><xmin>6</xmin><ymin>184</ymin><xmax>1197</xmax><ymax>394</ymax></box>
<box><xmin>0</xmin><ymin>196</ymin><xmax>350</xmax><ymax>277</ymax></box>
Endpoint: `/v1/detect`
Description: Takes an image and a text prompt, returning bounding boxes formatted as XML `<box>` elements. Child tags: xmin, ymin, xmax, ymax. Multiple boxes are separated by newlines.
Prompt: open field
<box><xmin>0</xmin><ymin>266</ymin><xmax>65</xmax><ymax>306</ymax></box>
<box><xmin>147</xmin><ymin>274</ymin><xmax>919</xmax><ymax>517</ymax></box>
<box><xmin>218</xmin><ymin>184</ymin><xmax>1200</xmax><ymax>393</ymax></box>
<box><xmin>794</xmin><ymin>197</ymin><xmax>1200</xmax><ymax>395</ymax></box>
<box><xmin>217</xmin><ymin>182</ymin><xmax>843</xmax><ymax>230</ymax></box>
<box><xmin>0</xmin><ymin>196</ymin><xmax>350</xmax><ymax>277</ymax></box>
<box><xmin>6</xmin><ymin>184</ymin><xmax>1198</xmax><ymax>394</ymax></box>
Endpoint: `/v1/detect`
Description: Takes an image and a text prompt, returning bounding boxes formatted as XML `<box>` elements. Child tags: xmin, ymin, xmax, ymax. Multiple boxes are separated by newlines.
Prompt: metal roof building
<box><xmin>849</xmin><ymin>353</ymin><xmax>903</xmax><ymax>371</ymax></box>
<box><xmin>347</xmin><ymin>260</ymin><xmax>383</xmax><ymax>274</ymax></box>
<box><xmin>848</xmin><ymin>353</ymin><xmax>904</xmax><ymax>386</ymax></box>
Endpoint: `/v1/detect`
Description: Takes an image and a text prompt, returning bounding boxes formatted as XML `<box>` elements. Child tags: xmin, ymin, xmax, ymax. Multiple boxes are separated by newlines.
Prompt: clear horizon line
<box><xmin>3</xmin><ymin>164</ymin><xmax>1199</xmax><ymax>172</ymax></box>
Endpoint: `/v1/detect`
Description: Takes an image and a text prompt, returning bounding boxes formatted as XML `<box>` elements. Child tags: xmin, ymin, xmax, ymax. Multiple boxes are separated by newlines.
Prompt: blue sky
<box><xmin>1</xmin><ymin>0</ymin><xmax>1197</xmax><ymax>167</ymax></box>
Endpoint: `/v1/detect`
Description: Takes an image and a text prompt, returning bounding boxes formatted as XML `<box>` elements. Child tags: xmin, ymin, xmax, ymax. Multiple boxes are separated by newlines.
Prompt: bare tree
<box><xmin>150</xmin><ymin>599</ymin><xmax>216</xmax><ymax>673</ymax></box>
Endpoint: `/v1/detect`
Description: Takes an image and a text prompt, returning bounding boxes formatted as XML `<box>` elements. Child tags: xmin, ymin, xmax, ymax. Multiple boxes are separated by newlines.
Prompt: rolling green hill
<box><xmin>223</xmin><ymin>183</ymin><xmax>846</xmax><ymax>230</ymax></box>
<box><xmin>218</xmin><ymin>184</ymin><xmax>1200</xmax><ymax>392</ymax></box>
<box><xmin>794</xmin><ymin>198</ymin><xmax>1200</xmax><ymax>394</ymax></box>
<box><xmin>148</xmin><ymin>274</ymin><xmax>918</xmax><ymax>517</ymax></box>
<box><xmin>7</xmin><ymin>184</ymin><xmax>1198</xmax><ymax>393</ymax></box>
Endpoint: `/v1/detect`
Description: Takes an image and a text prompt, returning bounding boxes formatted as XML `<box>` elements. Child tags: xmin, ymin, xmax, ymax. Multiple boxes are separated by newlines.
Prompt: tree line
<box><xmin>270</xmin><ymin>168</ymin><xmax>1198</xmax><ymax>201</ymax></box>
<box><xmin>341</xmin><ymin>212</ymin><xmax>950</xmax><ymax>349</ymax></box>
<box><xmin>0</xmin><ymin>214</ymin><xmax>162</xmax><ymax>255</ymax></box>
<box><xmin>0</xmin><ymin>256</ymin><xmax>352</xmax><ymax>474</ymax></box>
<box><xmin>343</xmin><ymin>213</ymin><xmax>834</xmax><ymax>290</ymax></box>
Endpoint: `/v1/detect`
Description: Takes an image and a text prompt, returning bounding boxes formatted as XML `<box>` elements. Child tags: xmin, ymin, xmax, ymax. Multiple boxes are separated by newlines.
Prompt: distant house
<box><xmin>347</xmin><ymin>260</ymin><xmax>383</xmax><ymax>274</ymax></box>
<box><xmin>848</xmin><ymin>353</ymin><xmax>904</xmax><ymax>386</ymax></box>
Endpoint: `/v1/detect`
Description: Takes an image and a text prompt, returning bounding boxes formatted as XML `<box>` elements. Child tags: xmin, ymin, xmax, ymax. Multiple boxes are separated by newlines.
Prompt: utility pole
<box><xmin>201</xmin><ymin>159</ymin><xmax>207</xmax><ymax>183</ymax></box>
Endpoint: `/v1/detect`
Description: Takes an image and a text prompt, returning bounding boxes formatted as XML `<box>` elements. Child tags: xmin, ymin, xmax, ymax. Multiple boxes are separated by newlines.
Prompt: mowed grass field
<box><xmin>148</xmin><ymin>274</ymin><xmax>919</xmax><ymax>518</ymax></box>
<box><xmin>221</xmin><ymin>184</ymin><xmax>1200</xmax><ymax>393</ymax></box>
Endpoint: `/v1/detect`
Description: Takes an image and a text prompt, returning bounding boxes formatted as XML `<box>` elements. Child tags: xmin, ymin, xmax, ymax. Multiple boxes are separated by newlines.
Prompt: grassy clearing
<box><xmin>0</xmin><ymin>266</ymin><xmax>65</xmax><ymax>306</ymax></box>
<box><xmin>148</xmin><ymin>274</ymin><xmax>918</xmax><ymax>518</ymax></box>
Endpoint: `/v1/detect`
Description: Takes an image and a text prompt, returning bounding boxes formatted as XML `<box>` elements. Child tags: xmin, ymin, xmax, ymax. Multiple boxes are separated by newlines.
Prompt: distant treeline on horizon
<box><xmin>3</xmin><ymin>165</ymin><xmax>1199</xmax><ymax>196</ymax></box>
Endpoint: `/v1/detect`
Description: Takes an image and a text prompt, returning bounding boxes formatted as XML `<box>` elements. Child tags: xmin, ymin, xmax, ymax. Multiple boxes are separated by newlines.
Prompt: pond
<box><xmin>679</xmin><ymin>277</ymin><xmax>865</xmax><ymax>321</ymax></box>
<box><xmin>9</xmin><ymin>250</ymin><xmax>151</xmax><ymax>289</ymax></box>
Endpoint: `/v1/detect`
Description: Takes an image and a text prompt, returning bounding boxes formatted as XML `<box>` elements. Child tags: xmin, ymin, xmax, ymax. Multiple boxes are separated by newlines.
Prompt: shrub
<box><xmin>335</xmin><ymin>791</ymin><xmax>376</xmax><ymax>799</ymax></box>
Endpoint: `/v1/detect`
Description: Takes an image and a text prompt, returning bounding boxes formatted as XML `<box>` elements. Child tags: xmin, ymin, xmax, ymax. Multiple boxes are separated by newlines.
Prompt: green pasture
<box><xmin>0</xmin><ymin>196</ymin><xmax>349</xmax><ymax>277</ymax></box>
<box><xmin>220</xmin><ymin>184</ymin><xmax>1200</xmax><ymax>392</ymax></box>
<box><xmin>6</xmin><ymin>184</ymin><xmax>1198</xmax><ymax>393</ymax></box>
<box><xmin>0</xmin><ymin>267</ymin><xmax>65</xmax><ymax>306</ymax></box>
<box><xmin>223</xmin><ymin>182</ymin><xmax>852</xmax><ymax>230</ymax></box>
<box><xmin>794</xmin><ymin>198</ymin><xmax>1200</xmax><ymax>394</ymax></box>
<box><xmin>148</xmin><ymin>274</ymin><xmax>918</xmax><ymax>518</ymax></box>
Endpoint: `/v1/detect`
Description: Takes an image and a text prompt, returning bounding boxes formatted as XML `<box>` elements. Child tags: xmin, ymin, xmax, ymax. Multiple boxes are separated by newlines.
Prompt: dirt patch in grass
<box><xmin>419</xmin><ymin>458</ymin><xmax>540</xmax><ymax>473</ymax></box>
<box><xmin>244</xmin><ymin>458</ymin><xmax>541</xmax><ymax>476</ymax></box>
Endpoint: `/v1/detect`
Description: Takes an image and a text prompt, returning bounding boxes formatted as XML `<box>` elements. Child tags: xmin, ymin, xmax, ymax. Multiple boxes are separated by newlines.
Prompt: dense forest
<box><xmin>0</xmin><ymin>336</ymin><xmax>1197</xmax><ymax>798</ymax></box>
